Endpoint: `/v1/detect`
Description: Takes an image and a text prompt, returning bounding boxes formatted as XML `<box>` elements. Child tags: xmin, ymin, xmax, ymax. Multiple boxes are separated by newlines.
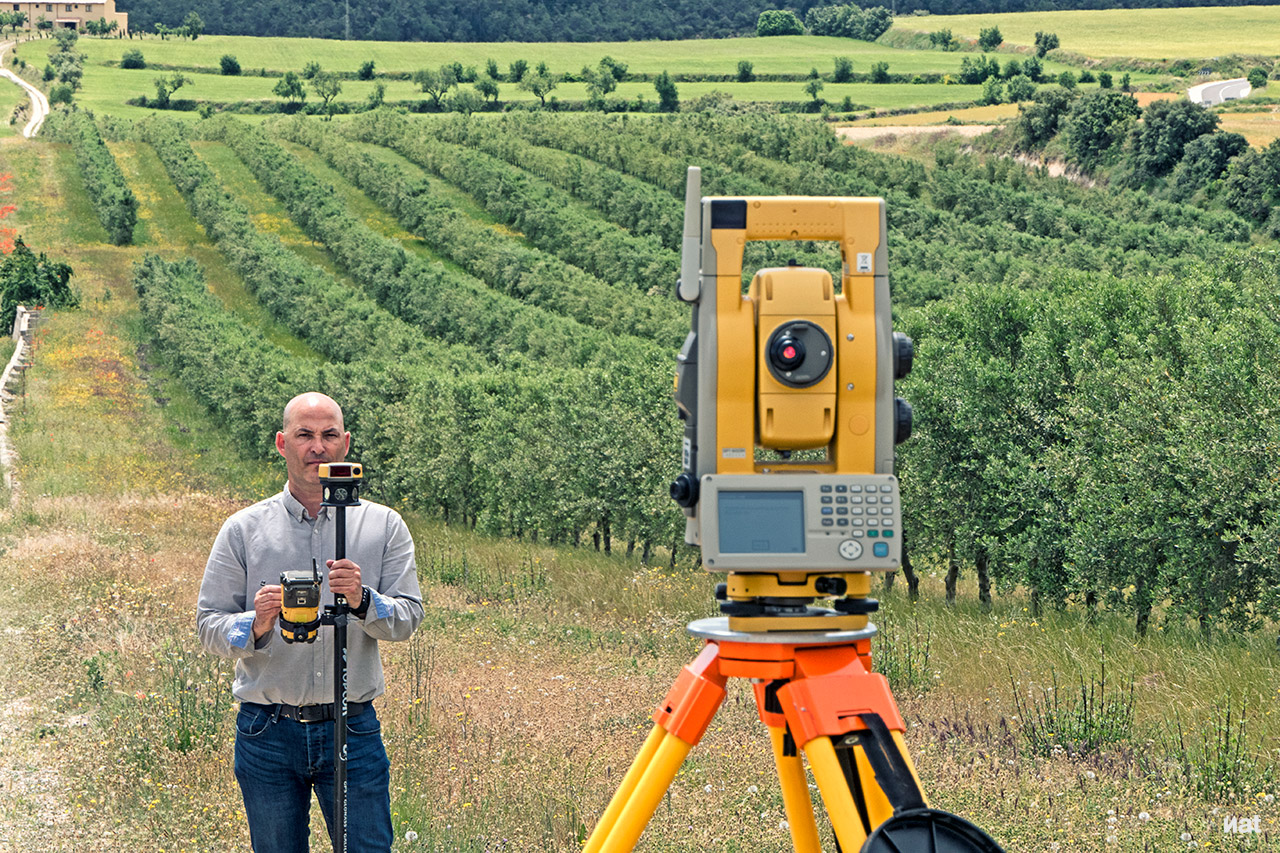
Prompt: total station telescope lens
<box><xmin>771</xmin><ymin>335</ymin><xmax>806</xmax><ymax>371</ymax></box>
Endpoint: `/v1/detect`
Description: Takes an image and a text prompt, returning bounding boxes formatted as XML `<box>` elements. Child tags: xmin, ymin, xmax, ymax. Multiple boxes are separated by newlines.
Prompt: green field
<box><xmin>22</xmin><ymin>32</ymin><xmax>1085</xmax><ymax>78</ymax></box>
<box><xmin>892</xmin><ymin>6</ymin><xmax>1280</xmax><ymax>60</ymax></box>
<box><xmin>8</xmin><ymin>30</ymin><xmax>1140</xmax><ymax>118</ymax></box>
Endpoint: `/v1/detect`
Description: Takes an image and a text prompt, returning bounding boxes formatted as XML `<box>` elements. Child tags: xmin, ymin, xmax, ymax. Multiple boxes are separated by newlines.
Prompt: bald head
<box><xmin>277</xmin><ymin>392</ymin><xmax>351</xmax><ymax>512</ymax></box>
<box><xmin>282</xmin><ymin>392</ymin><xmax>345</xmax><ymax>433</ymax></box>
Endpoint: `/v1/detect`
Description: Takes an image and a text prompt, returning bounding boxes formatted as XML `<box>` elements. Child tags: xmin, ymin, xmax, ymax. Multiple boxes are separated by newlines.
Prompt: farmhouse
<box><xmin>6</xmin><ymin>0</ymin><xmax>127</xmax><ymax>32</ymax></box>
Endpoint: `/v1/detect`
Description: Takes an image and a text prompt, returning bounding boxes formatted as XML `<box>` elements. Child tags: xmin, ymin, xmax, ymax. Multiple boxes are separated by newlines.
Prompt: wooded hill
<box><xmin>114</xmin><ymin>0</ymin><xmax>1280</xmax><ymax>42</ymax></box>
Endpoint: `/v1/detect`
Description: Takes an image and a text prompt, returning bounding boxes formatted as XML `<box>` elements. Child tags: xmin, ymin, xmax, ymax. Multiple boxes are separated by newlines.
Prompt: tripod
<box><xmin>584</xmin><ymin>609</ymin><xmax>1004</xmax><ymax>853</ymax></box>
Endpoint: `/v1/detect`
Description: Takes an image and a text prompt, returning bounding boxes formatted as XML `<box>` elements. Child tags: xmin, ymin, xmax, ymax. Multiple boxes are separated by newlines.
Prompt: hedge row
<box><xmin>45</xmin><ymin>111</ymin><xmax>137</xmax><ymax>245</ymax></box>
<box><xmin>279</xmin><ymin>111</ymin><xmax>686</xmax><ymax>346</ymax></box>
<box><xmin>133</xmin><ymin>250</ymin><xmax>682</xmax><ymax>550</ymax></box>
<box><xmin>339</xmin><ymin>112</ymin><xmax>680</xmax><ymax>296</ymax></box>
<box><xmin>135</xmin><ymin>116</ymin><xmax>471</xmax><ymax>370</ymax></box>
<box><xmin>202</xmin><ymin>115</ymin><xmax>665</xmax><ymax>371</ymax></box>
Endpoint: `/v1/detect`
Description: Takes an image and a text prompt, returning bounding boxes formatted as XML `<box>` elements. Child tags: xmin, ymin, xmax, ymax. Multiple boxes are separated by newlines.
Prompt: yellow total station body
<box><xmin>670</xmin><ymin>178</ymin><xmax>913</xmax><ymax>632</ymax></box>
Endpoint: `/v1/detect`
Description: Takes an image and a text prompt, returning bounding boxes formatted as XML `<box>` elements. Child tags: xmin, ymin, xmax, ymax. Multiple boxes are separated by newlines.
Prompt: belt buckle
<box><xmin>298</xmin><ymin>704</ymin><xmax>330</xmax><ymax>724</ymax></box>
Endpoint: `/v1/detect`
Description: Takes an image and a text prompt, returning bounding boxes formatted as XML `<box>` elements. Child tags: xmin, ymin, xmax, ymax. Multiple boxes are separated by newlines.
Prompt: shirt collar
<box><xmin>280</xmin><ymin>484</ymin><xmax>330</xmax><ymax>523</ymax></box>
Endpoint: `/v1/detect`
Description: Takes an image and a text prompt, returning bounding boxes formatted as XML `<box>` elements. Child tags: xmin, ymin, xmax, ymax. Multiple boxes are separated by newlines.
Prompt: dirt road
<box><xmin>0</xmin><ymin>40</ymin><xmax>50</xmax><ymax>138</ymax></box>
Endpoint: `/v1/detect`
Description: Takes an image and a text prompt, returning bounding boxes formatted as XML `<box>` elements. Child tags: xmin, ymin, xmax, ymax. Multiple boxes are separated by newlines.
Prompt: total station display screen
<box><xmin>718</xmin><ymin>491</ymin><xmax>805</xmax><ymax>554</ymax></box>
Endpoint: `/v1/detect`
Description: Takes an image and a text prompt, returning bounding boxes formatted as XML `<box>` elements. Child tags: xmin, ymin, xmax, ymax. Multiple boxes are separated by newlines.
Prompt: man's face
<box><xmin>275</xmin><ymin>400</ymin><xmax>350</xmax><ymax>494</ymax></box>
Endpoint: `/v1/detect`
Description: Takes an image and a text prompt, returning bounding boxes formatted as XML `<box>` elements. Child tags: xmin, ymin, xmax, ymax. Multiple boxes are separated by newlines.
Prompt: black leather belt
<box><xmin>245</xmin><ymin>701</ymin><xmax>371</xmax><ymax>724</ymax></box>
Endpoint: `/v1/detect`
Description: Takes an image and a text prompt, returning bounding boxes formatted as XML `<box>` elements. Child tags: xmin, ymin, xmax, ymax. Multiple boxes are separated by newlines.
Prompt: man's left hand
<box><xmin>327</xmin><ymin>558</ymin><xmax>363</xmax><ymax>602</ymax></box>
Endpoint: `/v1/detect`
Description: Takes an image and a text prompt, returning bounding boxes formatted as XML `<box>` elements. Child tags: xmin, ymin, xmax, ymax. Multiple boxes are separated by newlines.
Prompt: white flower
<box><xmin>1138</xmin><ymin>812</ymin><xmax>1151</xmax><ymax>822</ymax></box>
<box><xmin>1180</xmin><ymin>833</ymin><xmax>1192</xmax><ymax>842</ymax></box>
<box><xmin>405</xmin><ymin>830</ymin><xmax>419</xmax><ymax>843</ymax></box>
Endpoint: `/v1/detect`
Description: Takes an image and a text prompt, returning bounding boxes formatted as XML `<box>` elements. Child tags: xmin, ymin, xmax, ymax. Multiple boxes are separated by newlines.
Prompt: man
<box><xmin>197</xmin><ymin>392</ymin><xmax>424</xmax><ymax>853</ymax></box>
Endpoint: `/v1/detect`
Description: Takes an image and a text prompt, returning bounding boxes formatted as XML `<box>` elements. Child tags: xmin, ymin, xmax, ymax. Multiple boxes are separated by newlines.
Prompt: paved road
<box><xmin>0</xmin><ymin>40</ymin><xmax>49</xmax><ymax>138</ymax></box>
<box><xmin>1188</xmin><ymin>78</ymin><xmax>1252</xmax><ymax>106</ymax></box>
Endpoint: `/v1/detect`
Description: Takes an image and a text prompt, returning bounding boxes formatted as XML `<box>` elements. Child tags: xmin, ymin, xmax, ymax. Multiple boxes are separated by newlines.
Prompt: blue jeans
<box><xmin>234</xmin><ymin>703</ymin><xmax>393</xmax><ymax>853</ymax></box>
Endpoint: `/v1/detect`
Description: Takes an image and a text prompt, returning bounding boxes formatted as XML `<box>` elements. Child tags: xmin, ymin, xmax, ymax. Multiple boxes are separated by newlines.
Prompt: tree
<box><xmin>365</xmin><ymin>80</ymin><xmax>386</xmax><ymax>110</ymax></box>
<box><xmin>804</xmin><ymin>77</ymin><xmax>824</xmax><ymax>109</ymax></box>
<box><xmin>53</xmin><ymin>27</ymin><xmax>78</xmax><ymax>52</ymax></box>
<box><xmin>311</xmin><ymin>71</ymin><xmax>342</xmax><ymax>120</ymax></box>
<box><xmin>413</xmin><ymin>66</ymin><xmax>458</xmax><ymax>110</ymax></box>
<box><xmin>1057</xmin><ymin>71</ymin><xmax>1076</xmax><ymax>90</ymax></box>
<box><xmin>484</xmin><ymin>58</ymin><xmax>500</xmax><ymax>81</ymax></box>
<box><xmin>870</xmin><ymin>61</ymin><xmax>890</xmax><ymax>84</ymax></box>
<box><xmin>120</xmin><ymin>48</ymin><xmax>145</xmax><ymax>69</ymax></box>
<box><xmin>654</xmin><ymin>70</ymin><xmax>678</xmax><ymax>112</ymax></box>
<box><xmin>1006</xmin><ymin>74</ymin><xmax>1035</xmax><ymax>103</ymax></box>
<box><xmin>1125</xmin><ymin>98</ymin><xmax>1220</xmax><ymax>183</ymax></box>
<box><xmin>582</xmin><ymin>62</ymin><xmax>618</xmax><ymax>109</ymax></box>
<box><xmin>978</xmin><ymin>26</ymin><xmax>1003</xmax><ymax>52</ymax></box>
<box><xmin>182</xmin><ymin>10</ymin><xmax>204</xmax><ymax>40</ymax></box>
<box><xmin>273</xmin><ymin>71</ymin><xmax>306</xmax><ymax>108</ymax></box>
<box><xmin>1034</xmin><ymin>31</ymin><xmax>1059</xmax><ymax>58</ymax></box>
<box><xmin>1220</xmin><ymin>139</ymin><xmax>1280</xmax><ymax>223</ymax></box>
<box><xmin>508</xmin><ymin>59</ymin><xmax>528</xmax><ymax>82</ymax></box>
<box><xmin>358</xmin><ymin>60</ymin><xmax>376</xmax><ymax>81</ymax></box>
<box><xmin>220</xmin><ymin>54</ymin><xmax>241</xmax><ymax>76</ymax></box>
<box><xmin>1169</xmin><ymin>132</ymin><xmax>1248</xmax><ymax>201</ymax></box>
<box><xmin>1063</xmin><ymin>90</ymin><xmax>1140</xmax><ymax>169</ymax></box>
<box><xmin>833</xmin><ymin>56</ymin><xmax>854</xmax><ymax>83</ymax></box>
<box><xmin>980</xmin><ymin>76</ymin><xmax>1004</xmax><ymax>105</ymax></box>
<box><xmin>0</xmin><ymin>238</ymin><xmax>76</xmax><ymax>327</ymax></box>
<box><xmin>302</xmin><ymin>61</ymin><xmax>321</xmax><ymax>80</ymax></box>
<box><xmin>1013</xmin><ymin>85</ymin><xmax>1077</xmax><ymax>150</ymax></box>
<box><xmin>475</xmin><ymin>76</ymin><xmax>499</xmax><ymax>105</ymax></box>
<box><xmin>1247</xmin><ymin>67</ymin><xmax>1268</xmax><ymax>89</ymax></box>
<box><xmin>805</xmin><ymin>4</ymin><xmax>894</xmax><ymax>41</ymax></box>
<box><xmin>450</xmin><ymin>89</ymin><xmax>483</xmax><ymax>115</ymax></box>
<box><xmin>736</xmin><ymin>60</ymin><xmax>755</xmax><ymax>82</ymax></box>
<box><xmin>756</xmin><ymin>9</ymin><xmax>803</xmax><ymax>37</ymax></box>
<box><xmin>519</xmin><ymin>62</ymin><xmax>558</xmax><ymax>107</ymax></box>
<box><xmin>929</xmin><ymin>29</ymin><xmax>958</xmax><ymax>51</ymax></box>
<box><xmin>153</xmin><ymin>73</ymin><xmax>189</xmax><ymax>108</ymax></box>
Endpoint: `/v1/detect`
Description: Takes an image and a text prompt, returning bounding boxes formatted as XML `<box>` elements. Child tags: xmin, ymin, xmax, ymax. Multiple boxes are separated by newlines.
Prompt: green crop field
<box><xmin>891</xmin><ymin>6</ymin><xmax>1280</xmax><ymax>60</ymax></box>
<box><xmin>8</xmin><ymin>30</ymin><xmax>1158</xmax><ymax>120</ymax></box>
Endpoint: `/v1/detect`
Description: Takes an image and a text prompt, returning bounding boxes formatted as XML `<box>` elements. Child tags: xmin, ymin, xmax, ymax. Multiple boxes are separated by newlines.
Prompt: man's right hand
<box><xmin>252</xmin><ymin>584</ymin><xmax>283</xmax><ymax>640</ymax></box>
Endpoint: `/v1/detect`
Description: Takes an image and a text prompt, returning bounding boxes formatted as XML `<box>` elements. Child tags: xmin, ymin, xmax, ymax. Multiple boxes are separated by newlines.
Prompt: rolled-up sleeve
<box><xmin>359</xmin><ymin>510</ymin><xmax>423</xmax><ymax>642</ymax></box>
<box><xmin>197</xmin><ymin>518</ymin><xmax>260</xmax><ymax>660</ymax></box>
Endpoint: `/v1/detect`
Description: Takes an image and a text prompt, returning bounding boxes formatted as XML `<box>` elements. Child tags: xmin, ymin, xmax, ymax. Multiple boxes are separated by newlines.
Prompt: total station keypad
<box><xmin>817</xmin><ymin>481</ymin><xmax>898</xmax><ymax>539</ymax></box>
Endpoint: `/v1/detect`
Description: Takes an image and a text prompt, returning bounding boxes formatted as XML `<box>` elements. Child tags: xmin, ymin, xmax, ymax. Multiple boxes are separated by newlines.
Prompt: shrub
<box><xmin>870</xmin><ymin>61</ymin><xmax>890</xmax><ymax>84</ymax></box>
<box><xmin>358</xmin><ymin>60</ymin><xmax>375</xmax><ymax>81</ymax></box>
<box><xmin>0</xmin><ymin>237</ymin><xmax>76</xmax><ymax>326</ymax></box>
<box><xmin>219</xmin><ymin>54</ymin><xmax>240</xmax><ymax>76</ymax></box>
<box><xmin>120</xmin><ymin>48</ymin><xmax>145</xmax><ymax>69</ymax></box>
<box><xmin>756</xmin><ymin>9</ymin><xmax>803</xmax><ymax>37</ymax></box>
<box><xmin>833</xmin><ymin>56</ymin><xmax>854</xmax><ymax>83</ymax></box>
<box><xmin>736</xmin><ymin>60</ymin><xmax>755</xmax><ymax>82</ymax></box>
<box><xmin>978</xmin><ymin>26</ymin><xmax>1003</xmax><ymax>52</ymax></box>
<box><xmin>1033</xmin><ymin>31</ymin><xmax>1059</xmax><ymax>58</ymax></box>
<box><xmin>1097</xmin><ymin>71</ymin><xmax>1113</xmax><ymax>89</ymax></box>
<box><xmin>48</xmin><ymin>83</ymin><xmax>73</xmax><ymax>105</ymax></box>
<box><xmin>1247</xmin><ymin>67</ymin><xmax>1267</xmax><ymax>89</ymax></box>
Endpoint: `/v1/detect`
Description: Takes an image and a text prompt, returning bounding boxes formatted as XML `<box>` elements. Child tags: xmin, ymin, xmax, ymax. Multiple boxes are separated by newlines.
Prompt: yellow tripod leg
<box><xmin>596</xmin><ymin>730</ymin><xmax>694</xmax><ymax>853</ymax></box>
<box><xmin>892</xmin><ymin>730</ymin><xmax>930</xmax><ymax>808</ymax></box>
<box><xmin>804</xmin><ymin>735</ymin><xmax>870</xmax><ymax>852</ymax></box>
<box><xmin>768</xmin><ymin>727</ymin><xmax>822</xmax><ymax>853</ymax></box>
<box><xmin>584</xmin><ymin>724</ymin><xmax>667</xmax><ymax>853</ymax></box>
<box><xmin>851</xmin><ymin>743</ymin><xmax>894</xmax><ymax>828</ymax></box>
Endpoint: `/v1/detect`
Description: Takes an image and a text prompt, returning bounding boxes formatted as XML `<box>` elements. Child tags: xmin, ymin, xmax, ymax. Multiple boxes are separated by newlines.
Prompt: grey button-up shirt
<box><xmin>197</xmin><ymin>486</ymin><xmax>424</xmax><ymax>706</ymax></box>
